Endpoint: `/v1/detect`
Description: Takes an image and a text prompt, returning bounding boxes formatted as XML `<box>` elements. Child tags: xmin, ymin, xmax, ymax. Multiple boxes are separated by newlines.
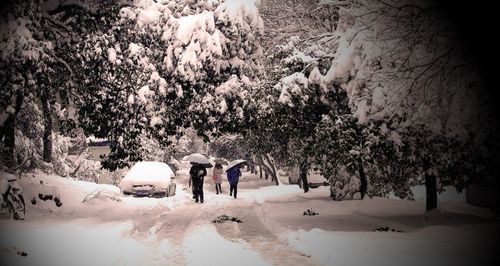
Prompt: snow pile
<box><xmin>242</xmin><ymin>184</ymin><xmax>302</xmax><ymax>204</ymax></box>
<box><xmin>118</xmin><ymin>161</ymin><xmax>174</xmax><ymax>191</ymax></box>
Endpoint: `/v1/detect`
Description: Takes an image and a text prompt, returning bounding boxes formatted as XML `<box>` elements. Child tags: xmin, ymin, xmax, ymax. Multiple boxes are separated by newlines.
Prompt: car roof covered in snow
<box><xmin>123</xmin><ymin>161</ymin><xmax>175</xmax><ymax>181</ymax></box>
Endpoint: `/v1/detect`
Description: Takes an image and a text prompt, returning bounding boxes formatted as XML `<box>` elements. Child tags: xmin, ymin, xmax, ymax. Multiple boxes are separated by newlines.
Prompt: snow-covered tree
<box><xmin>0</xmin><ymin>0</ymin><xmax>55</xmax><ymax>167</ymax></box>
<box><xmin>252</xmin><ymin>0</ymin><xmax>491</xmax><ymax>207</ymax></box>
<box><xmin>315</xmin><ymin>0</ymin><xmax>491</xmax><ymax>210</ymax></box>
<box><xmin>1</xmin><ymin>0</ymin><xmax>122</xmax><ymax>177</ymax></box>
<box><xmin>77</xmin><ymin>0</ymin><xmax>264</xmax><ymax>170</ymax></box>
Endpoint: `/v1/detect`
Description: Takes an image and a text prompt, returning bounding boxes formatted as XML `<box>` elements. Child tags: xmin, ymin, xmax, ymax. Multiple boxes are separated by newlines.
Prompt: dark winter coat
<box><xmin>227</xmin><ymin>167</ymin><xmax>241</xmax><ymax>185</ymax></box>
<box><xmin>189</xmin><ymin>164</ymin><xmax>207</xmax><ymax>184</ymax></box>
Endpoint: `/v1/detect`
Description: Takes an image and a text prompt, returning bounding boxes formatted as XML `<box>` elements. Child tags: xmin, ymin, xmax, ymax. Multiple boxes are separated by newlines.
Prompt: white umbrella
<box><xmin>225</xmin><ymin>159</ymin><xmax>247</xmax><ymax>172</ymax></box>
<box><xmin>183</xmin><ymin>153</ymin><xmax>213</xmax><ymax>168</ymax></box>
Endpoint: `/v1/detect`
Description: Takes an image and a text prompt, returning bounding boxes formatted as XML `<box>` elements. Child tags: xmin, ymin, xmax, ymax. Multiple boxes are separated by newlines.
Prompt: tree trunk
<box><xmin>299</xmin><ymin>163</ymin><xmax>309</xmax><ymax>193</ymax></box>
<box><xmin>41</xmin><ymin>86</ymin><xmax>53</xmax><ymax>163</ymax></box>
<box><xmin>264</xmin><ymin>154</ymin><xmax>279</xmax><ymax>185</ymax></box>
<box><xmin>422</xmin><ymin>156</ymin><xmax>438</xmax><ymax>212</ymax></box>
<box><xmin>358</xmin><ymin>157</ymin><xmax>367</xmax><ymax>199</ymax></box>
<box><xmin>260</xmin><ymin>154</ymin><xmax>278</xmax><ymax>185</ymax></box>
<box><xmin>1</xmin><ymin>90</ymin><xmax>24</xmax><ymax>168</ymax></box>
<box><xmin>259</xmin><ymin>165</ymin><xmax>263</xmax><ymax>179</ymax></box>
<box><xmin>425</xmin><ymin>173</ymin><xmax>438</xmax><ymax>211</ymax></box>
<box><xmin>1</xmin><ymin>115</ymin><xmax>16</xmax><ymax>168</ymax></box>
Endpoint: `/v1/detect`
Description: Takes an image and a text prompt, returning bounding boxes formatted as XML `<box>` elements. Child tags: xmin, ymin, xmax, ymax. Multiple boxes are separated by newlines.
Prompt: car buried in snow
<box><xmin>118</xmin><ymin>161</ymin><xmax>176</xmax><ymax>197</ymax></box>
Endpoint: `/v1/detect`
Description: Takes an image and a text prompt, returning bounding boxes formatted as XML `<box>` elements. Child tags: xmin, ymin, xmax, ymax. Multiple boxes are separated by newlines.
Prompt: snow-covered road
<box><xmin>1</xmin><ymin>166</ymin><xmax>498</xmax><ymax>266</ymax></box>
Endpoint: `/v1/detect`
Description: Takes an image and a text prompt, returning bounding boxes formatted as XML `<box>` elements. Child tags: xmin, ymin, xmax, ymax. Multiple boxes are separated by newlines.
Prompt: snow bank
<box><xmin>242</xmin><ymin>184</ymin><xmax>302</xmax><ymax>204</ymax></box>
<box><xmin>19</xmin><ymin>171</ymin><xmax>120</xmax><ymax>213</ymax></box>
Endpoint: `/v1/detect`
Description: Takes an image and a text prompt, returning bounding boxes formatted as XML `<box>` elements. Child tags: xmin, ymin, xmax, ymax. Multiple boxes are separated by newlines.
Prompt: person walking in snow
<box><xmin>212</xmin><ymin>163</ymin><xmax>223</xmax><ymax>194</ymax></box>
<box><xmin>189</xmin><ymin>162</ymin><xmax>207</xmax><ymax>203</ymax></box>
<box><xmin>227</xmin><ymin>165</ymin><xmax>241</xmax><ymax>199</ymax></box>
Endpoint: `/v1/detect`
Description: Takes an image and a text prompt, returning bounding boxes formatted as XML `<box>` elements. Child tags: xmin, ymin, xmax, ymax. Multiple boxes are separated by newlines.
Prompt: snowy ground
<box><xmin>1</xmin><ymin>163</ymin><xmax>498</xmax><ymax>266</ymax></box>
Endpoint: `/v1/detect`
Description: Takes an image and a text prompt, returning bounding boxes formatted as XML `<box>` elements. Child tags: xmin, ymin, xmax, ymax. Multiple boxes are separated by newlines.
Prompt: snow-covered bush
<box><xmin>82</xmin><ymin>189</ymin><xmax>121</xmax><ymax>203</ymax></box>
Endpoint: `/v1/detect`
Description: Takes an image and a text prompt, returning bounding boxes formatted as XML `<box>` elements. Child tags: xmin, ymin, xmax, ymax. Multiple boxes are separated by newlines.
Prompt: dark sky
<box><xmin>441</xmin><ymin>1</ymin><xmax>500</xmax><ymax>127</ymax></box>
<box><xmin>442</xmin><ymin>1</ymin><xmax>497</xmax><ymax>86</ymax></box>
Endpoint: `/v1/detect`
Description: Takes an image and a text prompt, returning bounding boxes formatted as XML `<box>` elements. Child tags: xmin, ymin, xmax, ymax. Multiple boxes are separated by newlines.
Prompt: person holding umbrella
<box><xmin>189</xmin><ymin>162</ymin><xmax>207</xmax><ymax>203</ymax></box>
<box><xmin>226</xmin><ymin>160</ymin><xmax>245</xmax><ymax>199</ymax></box>
<box><xmin>184</xmin><ymin>153</ymin><xmax>212</xmax><ymax>203</ymax></box>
